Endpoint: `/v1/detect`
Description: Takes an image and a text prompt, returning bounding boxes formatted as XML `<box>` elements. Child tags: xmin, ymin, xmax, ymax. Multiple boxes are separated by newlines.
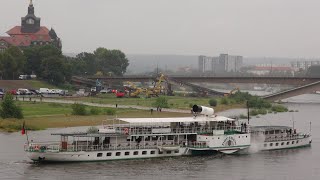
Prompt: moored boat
<box><xmin>24</xmin><ymin>105</ymin><xmax>251</xmax><ymax>162</ymax></box>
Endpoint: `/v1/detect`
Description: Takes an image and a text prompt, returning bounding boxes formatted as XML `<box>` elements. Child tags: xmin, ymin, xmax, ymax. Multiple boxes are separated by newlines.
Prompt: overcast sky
<box><xmin>1</xmin><ymin>0</ymin><xmax>320</xmax><ymax>58</ymax></box>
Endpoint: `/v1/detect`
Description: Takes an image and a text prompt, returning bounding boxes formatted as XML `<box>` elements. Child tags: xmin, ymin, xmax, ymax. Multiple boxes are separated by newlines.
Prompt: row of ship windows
<box><xmin>264</xmin><ymin>140</ymin><xmax>299</xmax><ymax>147</ymax></box>
<box><xmin>97</xmin><ymin>150</ymin><xmax>180</xmax><ymax>157</ymax></box>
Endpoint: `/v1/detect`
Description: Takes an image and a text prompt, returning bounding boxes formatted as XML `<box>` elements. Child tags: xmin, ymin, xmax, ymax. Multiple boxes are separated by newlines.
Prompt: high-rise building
<box><xmin>198</xmin><ymin>56</ymin><xmax>216</xmax><ymax>73</ymax></box>
<box><xmin>0</xmin><ymin>1</ymin><xmax>61</xmax><ymax>52</ymax></box>
<box><xmin>198</xmin><ymin>54</ymin><xmax>243</xmax><ymax>74</ymax></box>
<box><xmin>218</xmin><ymin>54</ymin><xmax>243</xmax><ymax>72</ymax></box>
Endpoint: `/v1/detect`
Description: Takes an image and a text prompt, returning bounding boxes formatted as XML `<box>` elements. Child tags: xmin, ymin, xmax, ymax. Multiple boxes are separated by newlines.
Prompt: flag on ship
<box><xmin>21</xmin><ymin>121</ymin><xmax>26</xmax><ymax>135</ymax></box>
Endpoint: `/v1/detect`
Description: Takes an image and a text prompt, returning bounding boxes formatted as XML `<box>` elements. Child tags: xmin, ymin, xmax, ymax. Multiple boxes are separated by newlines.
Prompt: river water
<box><xmin>1</xmin><ymin>94</ymin><xmax>320</xmax><ymax>180</ymax></box>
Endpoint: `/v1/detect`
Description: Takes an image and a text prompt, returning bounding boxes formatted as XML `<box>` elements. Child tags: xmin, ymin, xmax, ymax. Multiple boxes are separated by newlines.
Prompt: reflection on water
<box><xmin>1</xmin><ymin>96</ymin><xmax>320</xmax><ymax>180</ymax></box>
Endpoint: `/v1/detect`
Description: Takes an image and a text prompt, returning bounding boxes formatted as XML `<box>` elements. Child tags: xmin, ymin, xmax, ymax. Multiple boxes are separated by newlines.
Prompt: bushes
<box><xmin>105</xmin><ymin>108</ymin><xmax>116</xmax><ymax>115</ymax></box>
<box><xmin>271</xmin><ymin>105</ymin><xmax>288</xmax><ymax>112</ymax></box>
<box><xmin>0</xmin><ymin>93</ymin><xmax>23</xmax><ymax>119</ymax></box>
<box><xmin>90</xmin><ymin>107</ymin><xmax>101</xmax><ymax>115</ymax></box>
<box><xmin>72</xmin><ymin>103</ymin><xmax>117</xmax><ymax>116</ymax></box>
<box><xmin>247</xmin><ymin>96</ymin><xmax>271</xmax><ymax>109</ymax></box>
<box><xmin>220</xmin><ymin>97</ymin><xmax>229</xmax><ymax>105</ymax></box>
<box><xmin>71</xmin><ymin>103</ymin><xmax>87</xmax><ymax>115</ymax></box>
<box><xmin>250</xmin><ymin>108</ymin><xmax>268</xmax><ymax>116</ymax></box>
<box><xmin>208</xmin><ymin>98</ymin><xmax>217</xmax><ymax>107</ymax></box>
<box><xmin>152</xmin><ymin>96</ymin><xmax>169</xmax><ymax>108</ymax></box>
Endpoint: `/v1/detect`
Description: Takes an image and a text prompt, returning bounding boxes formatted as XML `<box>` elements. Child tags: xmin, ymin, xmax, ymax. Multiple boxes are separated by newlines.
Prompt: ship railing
<box><xmin>61</xmin><ymin>141</ymin><xmax>179</xmax><ymax>152</ymax></box>
<box><xmin>264</xmin><ymin>133</ymin><xmax>310</xmax><ymax>142</ymax></box>
<box><xmin>25</xmin><ymin>142</ymin><xmax>61</xmax><ymax>152</ymax></box>
<box><xmin>120</xmin><ymin>126</ymin><xmax>246</xmax><ymax>135</ymax></box>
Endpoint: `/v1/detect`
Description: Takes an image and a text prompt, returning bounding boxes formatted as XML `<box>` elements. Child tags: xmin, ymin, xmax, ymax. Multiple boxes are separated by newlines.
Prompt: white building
<box><xmin>219</xmin><ymin>54</ymin><xmax>243</xmax><ymax>72</ymax></box>
<box><xmin>291</xmin><ymin>60</ymin><xmax>320</xmax><ymax>71</ymax></box>
<box><xmin>198</xmin><ymin>54</ymin><xmax>243</xmax><ymax>73</ymax></box>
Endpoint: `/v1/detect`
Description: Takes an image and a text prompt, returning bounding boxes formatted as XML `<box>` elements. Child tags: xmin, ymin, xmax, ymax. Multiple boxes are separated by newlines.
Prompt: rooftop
<box><xmin>119</xmin><ymin>115</ymin><xmax>235</xmax><ymax>124</ymax></box>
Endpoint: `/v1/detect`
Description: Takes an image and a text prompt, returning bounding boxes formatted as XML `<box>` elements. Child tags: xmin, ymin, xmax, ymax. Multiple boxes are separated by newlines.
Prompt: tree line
<box><xmin>0</xmin><ymin>45</ymin><xmax>129</xmax><ymax>85</ymax></box>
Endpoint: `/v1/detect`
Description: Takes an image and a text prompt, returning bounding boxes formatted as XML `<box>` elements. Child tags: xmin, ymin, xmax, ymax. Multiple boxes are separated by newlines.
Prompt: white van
<box><xmin>39</xmin><ymin>88</ymin><xmax>50</xmax><ymax>94</ymax></box>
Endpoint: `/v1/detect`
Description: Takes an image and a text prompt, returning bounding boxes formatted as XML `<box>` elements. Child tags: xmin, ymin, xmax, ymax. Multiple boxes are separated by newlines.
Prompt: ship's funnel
<box><xmin>192</xmin><ymin>105</ymin><xmax>214</xmax><ymax>116</ymax></box>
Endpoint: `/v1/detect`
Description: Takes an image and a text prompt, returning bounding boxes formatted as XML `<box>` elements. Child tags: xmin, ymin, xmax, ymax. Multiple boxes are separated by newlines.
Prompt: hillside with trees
<box><xmin>0</xmin><ymin>46</ymin><xmax>129</xmax><ymax>85</ymax></box>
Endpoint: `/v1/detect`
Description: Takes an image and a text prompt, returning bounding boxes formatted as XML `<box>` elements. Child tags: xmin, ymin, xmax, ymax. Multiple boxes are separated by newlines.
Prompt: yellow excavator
<box><xmin>146</xmin><ymin>73</ymin><xmax>166</xmax><ymax>97</ymax></box>
<box><xmin>124</xmin><ymin>81</ymin><xmax>145</xmax><ymax>98</ymax></box>
<box><xmin>224</xmin><ymin>88</ymin><xmax>240</xmax><ymax>97</ymax></box>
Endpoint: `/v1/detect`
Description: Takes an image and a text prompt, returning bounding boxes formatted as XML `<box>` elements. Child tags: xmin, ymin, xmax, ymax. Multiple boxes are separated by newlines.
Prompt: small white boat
<box><xmin>250</xmin><ymin>126</ymin><xmax>311</xmax><ymax>151</ymax></box>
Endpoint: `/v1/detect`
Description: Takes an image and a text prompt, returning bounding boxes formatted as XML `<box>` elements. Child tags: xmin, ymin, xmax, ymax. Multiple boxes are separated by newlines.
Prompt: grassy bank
<box><xmin>67</xmin><ymin>94</ymin><xmax>245</xmax><ymax>111</ymax></box>
<box><xmin>0</xmin><ymin>101</ymin><xmax>190</xmax><ymax>132</ymax></box>
<box><xmin>0</xmin><ymin>94</ymin><xmax>248</xmax><ymax>132</ymax></box>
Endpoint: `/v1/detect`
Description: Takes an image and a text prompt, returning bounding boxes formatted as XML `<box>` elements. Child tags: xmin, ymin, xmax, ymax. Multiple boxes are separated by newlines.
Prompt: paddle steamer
<box><xmin>25</xmin><ymin>105</ymin><xmax>251</xmax><ymax>162</ymax></box>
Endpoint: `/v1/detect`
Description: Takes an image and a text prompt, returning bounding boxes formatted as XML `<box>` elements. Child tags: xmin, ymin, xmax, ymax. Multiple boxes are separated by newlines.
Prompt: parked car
<box><xmin>59</xmin><ymin>90</ymin><xmax>69</xmax><ymax>96</ymax></box>
<box><xmin>8</xmin><ymin>89</ymin><xmax>19</xmax><ymax>95</ymax></box>
<box><xmin>39</xmin><ymin>88</ymin><xmax>50</xmax><ymax>94</ymax></box>
<box><xmin>18</xmin><ymin>88</ymin><xmax>32</xmax><ymax>95</ymax></box>
<box><xmin>76</xmin><ymin>89</ymin><xmax>86</xmax><ymax>96</ymax></box>
<box><xmin>91</xmin><ymin>87</ymin><xmax>97</xmax><ymax>92</ymax></box>
<box><xmin>50</xmin><ymin>89</ymin><xmax>63</xmax><ymax>94</ymax></box>
<box><xmin>100</xmin><ymin>89</ymin><xmax>108</xmax><ymax>94</ymax></box>
<box><xmin>29</xmin><ymin>89</ymin><xmax>40</xmax><ymax>95</ymax></box>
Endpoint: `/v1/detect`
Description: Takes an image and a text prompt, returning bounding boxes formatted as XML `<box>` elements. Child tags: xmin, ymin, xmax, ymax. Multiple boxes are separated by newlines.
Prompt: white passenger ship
<box><xmin>25</xmin><ymin>105</ymin><xmax>251</xmax><ymax>162</ymax></box>
<box><xmin>250</xmin><ymin>126</ymin><xmax>312</xmax><ymax>151</ymax></box>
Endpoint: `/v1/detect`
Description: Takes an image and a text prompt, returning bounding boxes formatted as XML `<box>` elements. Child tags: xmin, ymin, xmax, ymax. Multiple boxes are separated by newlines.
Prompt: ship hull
<box><xmin>27</xmin><ymin>148</ymin><xmax>188</xmax><ymax>162</ymax></box>
<box><xmin>252</xmin><ymin>136</ymin><xmax>311</xmax><ymax>151</ymax></box>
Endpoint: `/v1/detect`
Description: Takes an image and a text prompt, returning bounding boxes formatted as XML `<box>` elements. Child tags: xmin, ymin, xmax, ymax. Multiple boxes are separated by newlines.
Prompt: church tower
<box><xmin>21</xmin><ymin>0</ymin><xmax>41</xmax><ymax>33</ymax></box>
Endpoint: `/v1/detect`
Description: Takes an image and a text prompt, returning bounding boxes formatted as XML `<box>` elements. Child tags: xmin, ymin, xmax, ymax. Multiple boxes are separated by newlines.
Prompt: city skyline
<box><xmin>1</xmin><ymin>0</ymin><xmax>320</xmax><ymax>58</ymax></box>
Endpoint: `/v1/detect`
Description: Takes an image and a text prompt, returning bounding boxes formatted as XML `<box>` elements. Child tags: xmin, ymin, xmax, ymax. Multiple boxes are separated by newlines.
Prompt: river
<box><xmin>0</xmin><ymin>94</ymin><xmax>320</xmax><ymax>180</ymax></box>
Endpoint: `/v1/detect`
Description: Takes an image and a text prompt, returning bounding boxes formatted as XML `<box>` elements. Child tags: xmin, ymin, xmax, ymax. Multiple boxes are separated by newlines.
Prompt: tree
<box><xmin>41</xmin><ymin>56</ymin><xmax>69</xmax><ymax>85</ymax></box>
<box><xmin>94</xmin><ymin>48</ymin><xmax>129</xmax><ymax>76</ymax></box>
<box><xmin>0</xmin><ymin>47</ymin><xmax>26</xmax><ymax>79</ymax></box>
<box><xmin>76</xmin><ymin>52</ymin><xmax>96</xmax><ymax>75</ymax></box>
<box><xmin>24</xmin><ymin>45</ymin><xmax>62</xmax><ymax>77</ymax></box>
<box><xmin>0</xmin><ymin>93</ymin><xmax>23</xmax><ymax>119</ymax></box>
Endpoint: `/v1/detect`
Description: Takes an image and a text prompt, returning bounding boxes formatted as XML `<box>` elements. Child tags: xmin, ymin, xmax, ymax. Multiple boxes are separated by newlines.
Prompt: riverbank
<box><xmin>0</xmin><ymin>111</ymin><xmax>189</xmax><ymax>132</ymax></box>
<box><xmin>0</xmin><ymin>99</ymin><xmax>244</xmax><ymax>132</ymax></box>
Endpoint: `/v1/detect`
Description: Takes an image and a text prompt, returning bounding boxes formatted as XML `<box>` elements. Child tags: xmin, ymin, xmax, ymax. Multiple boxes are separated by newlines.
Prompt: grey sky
<box><xmin>1</xmin><ymin>0</ymin><xmax>319</xmax><ymax>58</ymax></box>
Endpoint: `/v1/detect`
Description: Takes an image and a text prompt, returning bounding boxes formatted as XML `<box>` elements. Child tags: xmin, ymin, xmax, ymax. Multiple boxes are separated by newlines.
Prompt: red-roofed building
<box><xmin>0</xmin><ymin>0</ymin><xmax>61</xmax><ymax>52</ymax></box>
